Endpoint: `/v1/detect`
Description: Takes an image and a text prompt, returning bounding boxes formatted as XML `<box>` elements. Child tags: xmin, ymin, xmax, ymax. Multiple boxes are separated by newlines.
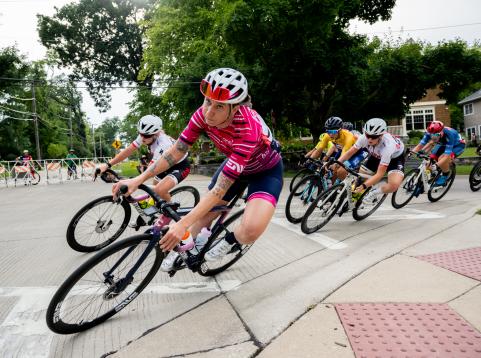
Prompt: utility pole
<box><xmin>31</xmin><ymin>81</ymin><xmax>41</xmax><ymax>160</ymax></box>
<box><xmin>92</xmin><ymin>123</ymin><xmax>97</xmax><ymax>159</ymax></box>
<box><xmin>99</xmin><ymin>133</ymin><xmax>102</xmax><ymax>158</ymax></box>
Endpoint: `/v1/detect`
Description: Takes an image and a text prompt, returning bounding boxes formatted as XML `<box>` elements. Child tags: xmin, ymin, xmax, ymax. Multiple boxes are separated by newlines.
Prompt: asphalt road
<box><xmin>0</xmin><ymin>175</ymin><xmax>479</xmax><ymax>358</ymax></box>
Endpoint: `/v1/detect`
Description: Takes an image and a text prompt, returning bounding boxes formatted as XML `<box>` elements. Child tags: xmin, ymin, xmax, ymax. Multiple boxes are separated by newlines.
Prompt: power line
<box><xmin>360</xmin><ymin>21</ymin><xmax>481</xmax><ymax>35</ymax></box>
<box><xmin>0</xmin><ymin>104</ymin><xmax>34</xmax><ymax>115</ymax></box>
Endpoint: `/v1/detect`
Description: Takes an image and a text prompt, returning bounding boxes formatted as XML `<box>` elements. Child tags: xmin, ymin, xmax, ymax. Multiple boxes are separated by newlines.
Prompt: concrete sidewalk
<box><xmin>113</xmin><ymin>213</ymin><xmax>481</xmax><ymax>358</ymax></box>
<box><xmin>259</xmin><ymin>214</ymin><xmax>481</xmax><ymax>358</ymax></box>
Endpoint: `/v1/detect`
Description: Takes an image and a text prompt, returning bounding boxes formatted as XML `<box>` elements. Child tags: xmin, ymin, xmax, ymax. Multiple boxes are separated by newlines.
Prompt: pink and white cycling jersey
<box><xmin>179</xmin><ymin>106</ymin><xmax>281</xmax><ymax>180</ymax></box>
<box><xmin>354</xmin><ymin>133</ymin><xmax>404</xmax><ymax>166</ymax></box>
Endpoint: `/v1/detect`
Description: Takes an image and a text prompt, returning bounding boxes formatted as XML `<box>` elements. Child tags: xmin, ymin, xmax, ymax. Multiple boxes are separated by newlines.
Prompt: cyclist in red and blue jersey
<box><xmin>411</xmin><ymin>121</ymin><xmax>465</xmax><ymax>186</ymax></box>
<box><xmin>113</xmin><ymin>68</ymin><xmax>283</xmax><ymax>269</ymax></box>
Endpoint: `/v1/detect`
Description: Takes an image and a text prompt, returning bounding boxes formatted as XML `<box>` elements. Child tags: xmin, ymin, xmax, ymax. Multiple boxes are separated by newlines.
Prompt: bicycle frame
<box><xmin>102</xmin><ymin>182</ymin><xmax>247</xmax><ymax>289</ymax></box>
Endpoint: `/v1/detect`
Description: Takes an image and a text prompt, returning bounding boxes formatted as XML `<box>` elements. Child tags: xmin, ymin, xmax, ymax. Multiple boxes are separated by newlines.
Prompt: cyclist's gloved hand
<box><xmin>112</xmin><ymin>178</ymin><xmax>139</xmax><ymax>199</ymax></box>
<box><xmin>418</xmin><ymin>150</ymin><xmax>425</xmax><ymax>155</ymax></box>
<box><xmin>98</xmin><ymin>163</ymin><xmax>110</xmax><ymax>174</ymax></box>
<box><xmin>327</xmin><ymin>156</ymin><xmax>336</xmax><ymax>164</ymax></box>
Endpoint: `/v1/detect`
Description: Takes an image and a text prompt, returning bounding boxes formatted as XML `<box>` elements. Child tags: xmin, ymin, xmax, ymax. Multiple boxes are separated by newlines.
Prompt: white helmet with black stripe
<box><xmin>363</xmin><ymin>118</ymin><xmax>387</xmax><ymax>136</ymax></box>
<box><xmin>137</xmin><ymin>115</ymin><xmax>163</xmax><ymax>135</ymax></box>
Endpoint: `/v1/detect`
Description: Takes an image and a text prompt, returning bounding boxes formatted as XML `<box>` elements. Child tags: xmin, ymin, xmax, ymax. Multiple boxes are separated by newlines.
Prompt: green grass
<box><xmin>113</xmin><ymin>161</ymin><xmax>139</xmax><ymax>178</ymax></box>
<box><xmin>459</xmin><ymin>147</ymin><xmax>478</xmax><ymax>158</ymax></box>
<box><xmin>457</xmin><ymin>165</ymin><xmax>474</xmax><ymax>175</ymax></box>
<box><xmin>476</xmin><ymin>209</ymin><xmax>481</xmax><ymax>215</ymax></box>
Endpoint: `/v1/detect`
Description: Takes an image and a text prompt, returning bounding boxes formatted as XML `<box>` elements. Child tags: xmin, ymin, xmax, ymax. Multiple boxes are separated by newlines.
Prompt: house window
<box><xmin>404</xmin><ymin>107</ymin><xmax>436</xmax><ymax>131</ymax></box>
<box><xmin>464</xmin><ymin>103</ymin><xmax>473</xmax><ymax>115</ymax></box>
<box><xmin>467</xmin><ymin>127</ymin><xmax>477</xmax><ymax>140</ymax></box>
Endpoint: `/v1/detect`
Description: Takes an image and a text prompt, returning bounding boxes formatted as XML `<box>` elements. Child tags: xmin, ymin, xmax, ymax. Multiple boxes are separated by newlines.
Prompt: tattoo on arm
<box><xmin>175</xmin><ymin>140</ymin><xmax>189</xmax><ymax>153</ymax></box>
<box><xmin>211</xmin><ymin>173</ymin><xmax>234</xmax><ymax>199</ymax></box>
<box><xmin>163</xmin><ymin>153</ymin><xmax>176</xmax><ymax>168</ymax></box>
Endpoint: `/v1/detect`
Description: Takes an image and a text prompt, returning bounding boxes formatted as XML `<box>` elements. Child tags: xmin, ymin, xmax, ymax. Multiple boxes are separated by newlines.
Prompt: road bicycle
<box><xmin>66</xmin><ymin>169</ymin><xmax>200</xmax><ymax>252</ymax></box>
<box><xmin>46</xmin><ymin>181</ymin><xmax>250</xmax><ymax>334</ymax></box>
<box><xmin>468</xmin><ymin>145</ymin><xmax>481</xmax><ymax>192</ymax></box>
<box><xmin>301</xmin><ymin>160</ymin><xmax>388</xmax><ymax>234</ymax></box>
<box><xmin>391</xmin><ymin>150</ymin><xmax>456</xmax><ymax>208</ymax></box>
<box><xmin>285</xmin><ymin>160</ymin><xmax>332</xmax><ymax>223</ymax></box>
<box><xmin>289</xmin><ymin>158</ymin><xmax>320</xmax><ymax>191</ymax></box>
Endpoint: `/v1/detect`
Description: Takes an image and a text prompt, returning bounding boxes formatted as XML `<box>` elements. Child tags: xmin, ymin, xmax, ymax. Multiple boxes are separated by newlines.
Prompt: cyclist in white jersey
<box><xmin>98</xmin><ymin>115</ymin><xmax>191</xmax><ymax>201</ymax></box>
<box><xmin>337</xmin><ymin>117</ymin><xmax>405</xmax><ymax>202</ymax></box>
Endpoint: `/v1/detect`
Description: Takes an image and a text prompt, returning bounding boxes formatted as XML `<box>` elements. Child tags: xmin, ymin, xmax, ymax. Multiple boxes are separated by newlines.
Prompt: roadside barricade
<box><xmin>46</xmin><ymin>161</ymin><xmax>63</xmax><ymax>184</ymax></box>
<box><xmin>81</xmin><ymin>160</ymin><xmax>97</xmax><ymax>181</ymax></box>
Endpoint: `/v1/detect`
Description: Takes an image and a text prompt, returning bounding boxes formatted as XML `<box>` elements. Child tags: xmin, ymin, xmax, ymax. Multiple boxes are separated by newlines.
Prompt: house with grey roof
<box><xmin>459</xmin><ymin>88</ymin><xmax>481</xmax><ymax>141</ymax></box>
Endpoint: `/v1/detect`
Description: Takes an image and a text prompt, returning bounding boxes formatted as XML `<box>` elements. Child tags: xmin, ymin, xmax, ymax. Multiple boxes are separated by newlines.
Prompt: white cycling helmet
<box><xmin>200</xmin><ymin>68</ymin><xmax>248</xmax><ymax>104</ymax></box>
<box><xmin>363</xmin><ymin>118</ymin><xmax>387</xmax><ymax>136</ymax></box>
<box><xmin>137</xmin><ymin>115</ymin><xmax>162</xmax><ymax>135</ymax></box>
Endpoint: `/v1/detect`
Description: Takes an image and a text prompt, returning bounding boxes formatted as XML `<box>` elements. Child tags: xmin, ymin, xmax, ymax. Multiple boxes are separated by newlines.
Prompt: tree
<box><xmin>37</xmin><ymin>0</ymin><xmax>153</xmax><ymax>110</ymax></box>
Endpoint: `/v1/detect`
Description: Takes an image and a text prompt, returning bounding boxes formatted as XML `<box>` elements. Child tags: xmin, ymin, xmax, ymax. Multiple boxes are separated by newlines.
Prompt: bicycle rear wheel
<box><xmin>66</xmin><ymin>196</ymin><xmax>131</xmax><ymax>252</ymax></box>
<box><xmin>428</xmin><ymin>164</ymin><xmax>456</xmax><ymax>202</ymax></box>
<box><xmin>301</xmin><ymin>184</ymin><xmax>345</xmax><ymax>234</ymax></box>
<box><xmin>469</xmin><ymin>161</ymin><xmax>481</xmax><ymax>192</ymax></box>
<box><xmin>352</xmin><ymin>184</ymin><xmax>388</xmax><ymax>221</ymax></box>
<box><xmin>289</xmin><ymin>168</ymin><xmax>312</xmax><ymax>191</ymax></box>
<box><xmin>285</xmin><ymin>174</ymin><xmax>324</xmax><ymax>223</ymax></box>
<box><xmin>198</xmin><ymin>210</ymin><xmax>250</xmax><ymax>277</ymax></box>
<box><xmin>170</xmin><ymin>185</ymin><xmax>200</xmax><ymax>207</ymax></box>
<box><xmin>391</xmin><ymin>169</ymin><xmax>419</xmax><ymax>209</ymax></box>
<box><xmin>46</xmin><ymin>234</ymin><xmax>162</xmax><ymax>334</ymax></box>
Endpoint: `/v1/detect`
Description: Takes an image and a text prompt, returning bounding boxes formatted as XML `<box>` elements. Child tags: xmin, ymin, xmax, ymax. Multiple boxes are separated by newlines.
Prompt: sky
<box><xmin>1</xmin><ymin>0</ymin><xmax>480</xmax><ymax>126</ymax></box>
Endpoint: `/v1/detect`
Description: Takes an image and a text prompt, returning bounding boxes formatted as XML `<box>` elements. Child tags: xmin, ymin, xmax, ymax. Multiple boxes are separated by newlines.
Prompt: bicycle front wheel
<box><xmin>301</xmin><ymin>184</ymin><xmax>345</xmax><ymax>234</ymax></box>
<box><xmin>170</xmin><ymin>185</ymin><xmax>200</xmax><ymax>207</ymax></box>
<box><xmin>285</xmin><ymin>174</ymin><xmax>324</xmax><ymax>223</ymax></box>
<box><xmin>31</xmin><ymin>172</ymin><xmax>40</xmax><ymax>185</ymax></box>
<box><xmin>46</xmin><ymin>234</ymin><xmax>163</xmax><ymax>334</ymax></box>
<box><xmin>289</xmin><ymin>168</ymin><xmax>312</xmax><ymax>191</ymax></box>
<box><xmin>391</xmin><ymin>169</ymin><xmax>419</xmax><ymax>209</ymax></box>
<box><xmin>428</xmin><ymin>164</ymin><xmax>456</xmax><ymax>202</ymax></box>
<box><xmin>353</xmin><ymin>185</ymin><xmax>388</xmax><ymax>221</ymax></box>
<box><xmin>469</xmin><ymin>161</ymin><xmax>481</xmax><ymax>192</ymax></box>
<box><xmin>198</xmin><ymin>210</ymin><xmax>250</xmax><ymax>277</ymax></box>
<box><xmin>66</xmin><ymin>195</ymin><xmax>131</xmax><ymax>252</ymax></box>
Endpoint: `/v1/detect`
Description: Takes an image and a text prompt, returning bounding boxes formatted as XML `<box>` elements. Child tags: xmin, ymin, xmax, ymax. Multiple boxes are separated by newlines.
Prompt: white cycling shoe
<box><xmin>160</xmin><ymin>251</ymin><xmax>180</xmax><ymax>272</ymax></box>
<box><xmin>204</xmin><ymin>239</ymin><xmax>237</xmax><ymax>262</ymax></box>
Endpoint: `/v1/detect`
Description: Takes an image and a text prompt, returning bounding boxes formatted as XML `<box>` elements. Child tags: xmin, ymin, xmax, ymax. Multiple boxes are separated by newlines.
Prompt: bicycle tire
<box><xmin>31</xmin><ymin>172</ymin><xmax>40</xmax><ymax>185</ymax></box>
<box><xmin>198</xmin><ymin>210</ymin><xmax>250</xmax><ymax>277</ymax></box>
<box><xmin>469</xmin><ymin>160</ymin><xmax>481</xmax><ymax>192</ymax></box>
<box><xmin>391</xmin><ymin>169</ymin><xmax>420</xmax><ymax>209</ymax></box>
<box><xmin>66</xmin><ymin>195</ymin><xmax>131</xmax><ymax>252</ymax></box>
<box><xmin>285</xmin><ymin>174</ymin><xmax>324</xmax><ymax>223</ymax></box>
<box><xmin>170</xmin><ymin>185</ymin><xmax>200</xmax><ymax>207</ymax></box>
<box><xmin>289</xmin><ymin>168</ymin><xmax>312</xmax><ymax>191</ymax></box>
<box><xmin>428</xmin><ymin>164</ymin><xmax>456</xmax><ymax>202</ymax></box>
<box><xmin>352</xmin><ymin>185</ymin><xmax>388</xmax><ymax>221</ymax></box>
<box><xmin>46</xmin><ymin>234</ymin><xmax>163</xmax><ymax>334</ymax></box>
<box><xmin>301</xmin><ymin>184</ymin><xmax>345</xmax><ymax>234</ymax></box>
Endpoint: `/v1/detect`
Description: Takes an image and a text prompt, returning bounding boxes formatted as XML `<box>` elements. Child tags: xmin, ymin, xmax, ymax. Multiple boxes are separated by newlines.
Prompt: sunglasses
<box><xmin>200</xmin><ymin>80</ymin><xmax>232</xmax><ymax>102</ymax></box>
<box><xmin>326</xmin><ymin>129</ymin><xmax>339</xmax><ymax>135</ymax></box>
<box><xmin>366</xmin><ymin>134</ymin><xmax>381</xmax><ymax>140</ymax></box>
<box><xmin>139</xmin><ymin>133</ymin><xmax>154</xmax><ymax>139</ymax></box>
<box><xmin>431</xmin><ymin>132</ymin><xmax>441</xmax><ymax>137</ymax></box>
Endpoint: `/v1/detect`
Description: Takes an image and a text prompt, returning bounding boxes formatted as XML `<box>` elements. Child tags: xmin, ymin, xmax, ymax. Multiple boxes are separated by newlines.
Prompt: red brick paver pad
<box><xmin>416</xmin><ymin>247</ymin><xmax>481</xmax><ymax>281</ymax></box>
<box><xmin>336</xmin><ymin>303</ymin><xmax>481</xmax><ymax>358</ymax></box>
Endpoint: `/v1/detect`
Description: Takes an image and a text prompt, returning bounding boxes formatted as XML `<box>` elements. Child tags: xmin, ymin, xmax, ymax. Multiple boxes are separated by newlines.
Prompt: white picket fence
<box><xmin>0</xmin><ymin>157</ymin><xmax>112</xmax><ymax>188</ymax></box>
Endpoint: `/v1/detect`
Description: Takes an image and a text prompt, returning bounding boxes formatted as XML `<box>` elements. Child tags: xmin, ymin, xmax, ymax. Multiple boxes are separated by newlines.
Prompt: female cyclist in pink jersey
<box><xmin>113</xmin><ymin>68</ymin><xmax>283</xmax><ymax>269</ymax></box>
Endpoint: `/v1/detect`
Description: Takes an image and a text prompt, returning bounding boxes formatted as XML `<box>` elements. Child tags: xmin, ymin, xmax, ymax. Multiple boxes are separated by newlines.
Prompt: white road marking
<box><xmin>271</xmin><ymin>217</ymin><xmax>348</xmax><ymax>249</ymax></box>
<box><xmin>0</xmin><ymin>280</ymin><xmax>241</xmax><ymax>358</ymax></box>
<box><xmin>336</xmin><ymin>206</ymin><xmax>446</xmax><ymax>221</ymax></box>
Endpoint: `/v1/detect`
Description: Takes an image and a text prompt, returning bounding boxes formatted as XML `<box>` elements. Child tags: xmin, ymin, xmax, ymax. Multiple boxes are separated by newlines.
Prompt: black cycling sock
<box><xmin>225</xmin><ymin>232</ymin><xmax>239</xmax><ymax>245</ymax></box>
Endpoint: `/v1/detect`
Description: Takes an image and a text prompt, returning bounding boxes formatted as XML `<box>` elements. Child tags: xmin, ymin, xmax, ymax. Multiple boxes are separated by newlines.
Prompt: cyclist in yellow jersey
<box><xmin>306</xmin><ymin>117</ymin><xmax>357</xmax><ymax>182</ymax></box>
<box><xmin>305</xmin><ymin>133</ymin><xmax>334</xmax><ymax>159</ymax></box>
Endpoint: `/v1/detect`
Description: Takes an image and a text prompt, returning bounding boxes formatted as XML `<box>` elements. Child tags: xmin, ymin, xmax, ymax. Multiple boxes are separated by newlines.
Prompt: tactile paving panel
<box><xmin>416</xmin><ymin>247</ymin><xmax>481</xmax><ymax>281</ymax></box>
<box><xmin>336</xmin><ymin>303</ymin><xmax>481</xmax><ymax>358</ymax></box>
